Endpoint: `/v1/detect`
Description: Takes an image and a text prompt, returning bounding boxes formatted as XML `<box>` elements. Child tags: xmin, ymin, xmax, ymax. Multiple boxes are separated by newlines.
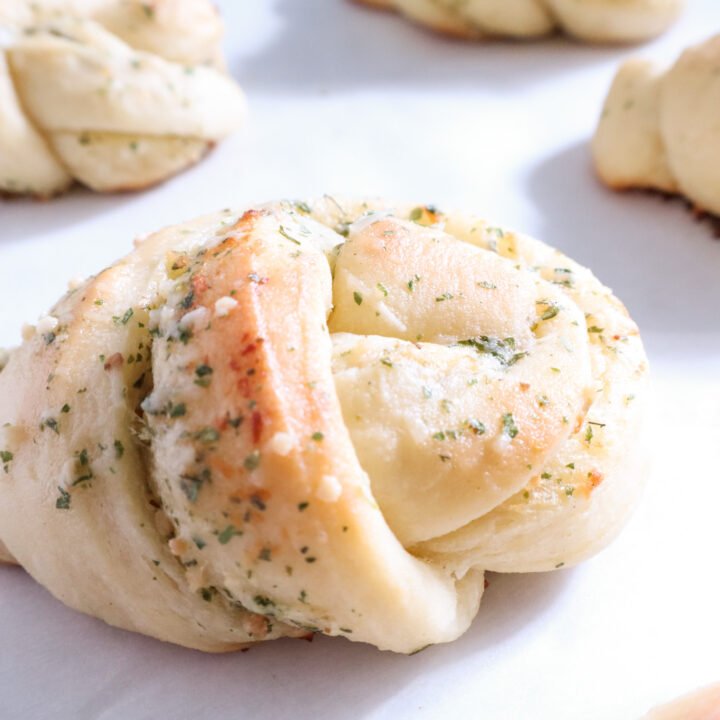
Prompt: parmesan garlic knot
<box><xmin>0</xmin><ymin>198</ymin><xmax>649</xmax><ymax>653</ymax></box>
<box><xmin>0</xmin><ymin>0</ymin><xmax>245</xmax><ymax>197</ymax></box>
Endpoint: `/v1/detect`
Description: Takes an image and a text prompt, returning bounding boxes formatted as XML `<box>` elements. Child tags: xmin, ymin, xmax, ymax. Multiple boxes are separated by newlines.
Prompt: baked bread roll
<box><xmin>0</xmin><ymin>0</ymin><xmax>245</xmax><ymax>198</ymax></box>
<box><xmin>0</xmin><ymin>198</ymin><xmax>649</xmax><ymax>653</ymax></box>
<box><xmin>355</xmin><ymin>0</ymin><xmax>686</xmax><ymax>43</ymax></box>
<box><xmin>642</xmin><ymin>683</ymin><xmax>720</xmax><ymax>719</ymax></box>
<box><xmin>593</xmin><ymin>34</ymin><xmax>720</xmax><ymax>217</ymax></box>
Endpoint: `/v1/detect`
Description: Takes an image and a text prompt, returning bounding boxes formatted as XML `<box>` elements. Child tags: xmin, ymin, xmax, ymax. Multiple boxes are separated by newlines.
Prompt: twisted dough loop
<box><xmin>593</xmin><ymin>34</ymin><xmax>720</xmax><ymax>216</ymax></box>
<box><xmin>0</xmin><ymin>0</ymin><xmax>245</xmax><ymax>197</ymax></box>
<box><xmin>357</xmin><ymin>0</ymin><xmax>686</xmax><ymax>43</ymax></box>
<box><xmin>0</xmin><ymin>198</ymin><xmax>648</xmax><ymax>653</ymax></box>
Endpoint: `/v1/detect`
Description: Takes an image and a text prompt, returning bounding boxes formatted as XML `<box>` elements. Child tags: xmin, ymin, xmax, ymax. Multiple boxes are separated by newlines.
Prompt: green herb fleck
<box><xmin>244</xmin><ymin>450</ymin><xmax>260</xmax><ymax>471</ymax></box>
<box><xmin>457</xmin><ymin>336</ymin><xmax>526</xmax><ymax>368</ymax></box>
<box><xmin>44</xmin><ymin>418</ymin><xmax>59</xmax><ymax>434</ymax></box>
<box><xmin>217</xmin><ymin>525</ymin><xmax>242</xmax><ymax>544</ymax></box>
<box><xmin>170</xmin><ymin>403</ymin><xmax>186</xmax><ymax>418</ymax></box>
<box><xmin>1</xmin><ymin>450</ymin><xmax>13</xmax><ymax>472</ymax></box>
<box><xmin>55</xmin><ymin>487</ymin><xmax>71</xmax><ymax>510</ymax></box>
<box><xmin>253</xmin><ymin>595</ymin><xmax>275</xmax><ymax>608</ymax></box>
<box><xmin>468</xmin><ymin>419</ymin><xmax>485</xmax><ymax>435</ymax></box>
<box><xmin>193</xmin><ymin>427</ymin><xmax>220</xmax><ymax>444</ymax></box>
<box><xmin>250</xmin><ymin>494</ymin><xmax>266</xmax><ymax>511</ymax></box>
<box><xmin>195</xmin><ymin>364</ymin><xmax>213</xmax><ymax>387</ymax></box>
<box><xmin>502</xmin><ymin>413</ymin><xmax>519</xmax><ymax>439</ymax></box>
<box><xmin>180</xmin><ymin>468</ymin><xmax>211</xmax><ymax>502</ymax></box>
<box><xmin>279</xmin><ymin>225</ymin><xmax>302</xmax><ymax>245</ymax></box>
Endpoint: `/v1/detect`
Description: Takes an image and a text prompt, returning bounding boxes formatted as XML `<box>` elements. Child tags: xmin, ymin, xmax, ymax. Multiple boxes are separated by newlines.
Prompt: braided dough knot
<box><xmin>357</xmin><ymin>0</ymin><xmax>686</xmax><ymax>43</ymax></box>
<box><xmin>594</xmin><ymin>33</ymin><xmax>720</xmax><ymax>217</ymax></box>
<box><xmin>0</xmin><ymin>0</ymin><xmax>245</xmax><ymax>197</ymax></box>
<box><xmin>0</xmin><ymin>198</ymin><xmax>648</xmax><ymax>653</ymax></box>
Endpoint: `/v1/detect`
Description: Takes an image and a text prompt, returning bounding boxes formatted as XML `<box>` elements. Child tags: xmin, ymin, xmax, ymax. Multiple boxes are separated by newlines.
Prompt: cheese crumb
<box><xmin>21</xmin><ymin>324</ymin><xmax>35</xmax><ymax>341</ymax></box>
<box><xmin>266</xmin><ymin>432</ymin><xmax>294</xmax><ymax>456</ymax></box>
<box><xmin>67</xmin><ymin>275</ymin><xmax>86</xmax><ymax>291</ymax></box>
<box><xmin>179</xmin><ymin>306</ymin><xmax>209</xmax><ymax>331</ymax></box>
<box><xmin>36</xmin><ymin>315</ymin><xmax>58</xmax><ymax>335</ymax></box>
<box><xmin>316</xmin><ymin>474</ymin><xmax>342</xmax><ymax>503</ymax></box>
<box><xmin>214</xmin><ymin>296</ymin><xmax>238</xmax><ymax>318</ymax></box>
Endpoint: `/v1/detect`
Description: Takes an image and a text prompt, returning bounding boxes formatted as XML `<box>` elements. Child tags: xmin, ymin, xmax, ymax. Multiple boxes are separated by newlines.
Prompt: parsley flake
<box><xmin>55</xmin><ymin>487</ymin><xmax>71</xmax><ymax>510</ymax></box>
<box><xmin>244</xmin><ymin>450</ymin><xmax>261</xmax><ymax>471</ymax></box>
<box><xmin>502</xmin><ymin>413</ymin><xmax>519</xmax><ymax>439</ymax></box>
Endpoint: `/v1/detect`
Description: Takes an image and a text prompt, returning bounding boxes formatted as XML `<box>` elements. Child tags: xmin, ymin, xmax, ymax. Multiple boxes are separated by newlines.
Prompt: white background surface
<box><xmin>2</xmin><ymin>1</ymin><xmax>720</xmax><ymax>718</ymax></box>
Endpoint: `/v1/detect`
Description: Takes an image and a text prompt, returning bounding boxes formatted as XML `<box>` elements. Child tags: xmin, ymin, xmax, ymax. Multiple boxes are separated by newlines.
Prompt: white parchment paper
<box><xmin>1</xmin><ymin>1</ymin><xmax>719</xmax><ymax>717</ymax></box>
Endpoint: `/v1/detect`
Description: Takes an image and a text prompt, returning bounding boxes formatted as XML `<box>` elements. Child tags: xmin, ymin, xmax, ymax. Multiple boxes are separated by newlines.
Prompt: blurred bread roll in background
<box><xmin>642</xmin><ymin>682</ymin><xmax>720</xmax><ymax>719</ymax></box>
<box><xmin>0</xmin><ymin>0</ymin><xmax>245</xmax><ymax>198</ymax></box>
<box><xmin>354</xmin><ymin>0</ymin><xmax>686</xmax><ymax>43</ymax></box>
<box><xmin>594</xmin><ymin>33</ymin><xmax>720</xmax><ymax>217</ymax></box>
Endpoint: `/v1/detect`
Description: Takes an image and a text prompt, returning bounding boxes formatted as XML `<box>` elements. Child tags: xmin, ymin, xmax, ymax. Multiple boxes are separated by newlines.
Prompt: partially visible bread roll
<box><xmin>0</xmin><ymin>1</ymin><xmax>245</xmax><ymax>197</ymax></box>
<box><xmin>0</xmin><ymin>198</ymin><xmax>649</xmax><ymax>653</ymax></box>
<box><xmin>355</xmin><ymin>0</ymin><xmax>686</xmax><ymax>43</ymax></box>
<box><xmin>0</xmin><ymin>539</ymin><xmax>15</xmax><ymax>565</ymax></box>
<box><xmin>642</xmin><ymin>683</ymin><xmax>720</xmax><ymax>720</ymax></box>
<box><xmin>594</xmin><ymin>34</ymin><xmax>720</xmax><ymax>217</ymax></box>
